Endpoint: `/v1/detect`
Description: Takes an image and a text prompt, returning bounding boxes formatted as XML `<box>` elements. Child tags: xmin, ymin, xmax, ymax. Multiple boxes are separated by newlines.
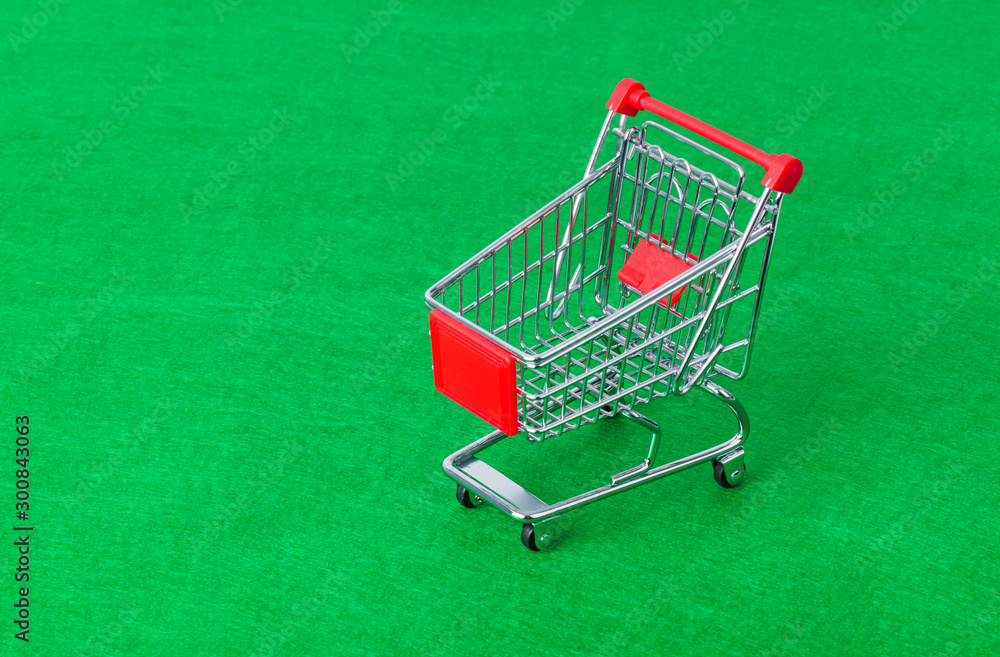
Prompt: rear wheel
<box><xmin>712</xmin><ymin>457</ymin><xmax>745</xmax><ymax>488</ymax></box>
<box><xmin>456</xmin><ymin>484</ymin><xmax>483</xmax><ymax>508</ymax></box>
<box><xmin>520</xmin><ymin>523</ymin><xmax>539</xmax><ymax>551</ymax></box>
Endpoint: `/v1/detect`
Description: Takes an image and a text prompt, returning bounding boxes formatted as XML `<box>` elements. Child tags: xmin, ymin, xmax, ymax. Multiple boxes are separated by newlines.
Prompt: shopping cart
<box><xmin>425</xmin><ymin>79</ymin><xmax>802</xmax><ymax>550</ymax></box>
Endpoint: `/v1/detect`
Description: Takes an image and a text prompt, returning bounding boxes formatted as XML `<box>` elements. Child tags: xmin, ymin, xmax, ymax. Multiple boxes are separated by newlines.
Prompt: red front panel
<box><xmin>429</xmin><ymin>310</ymin><xmax>519</xmax><ymax>436</ymax></box>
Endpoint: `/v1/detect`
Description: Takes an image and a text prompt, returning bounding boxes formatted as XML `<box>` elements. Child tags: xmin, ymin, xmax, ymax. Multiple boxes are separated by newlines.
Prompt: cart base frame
<box><xmin>443</xmin><ymin>380</ymin><xmax>750</xmax><ymax>550</ymax></box>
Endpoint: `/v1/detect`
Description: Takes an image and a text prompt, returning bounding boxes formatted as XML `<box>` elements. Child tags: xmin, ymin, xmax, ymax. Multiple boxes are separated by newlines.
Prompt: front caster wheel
<box><xmin>520</xmin><ymin>523</ymin><xmax>539</xmax><ymax>551</ymax></box>
<box><xmin>712</xmin><ymin>449</ymin><xmax>746</xmax><ymax>488</ymax></box>
<box><xmin>456</xmin><ymin>484</ymin><xmax>483</xmax><ymax>508</ymax></box>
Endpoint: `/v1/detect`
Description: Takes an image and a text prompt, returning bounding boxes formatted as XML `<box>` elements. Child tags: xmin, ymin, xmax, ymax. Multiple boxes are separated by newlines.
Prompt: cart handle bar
<box><xmin>607</xmin><ymin>79</ymin><xmax>802</xmax><ymax>194</ymax></box>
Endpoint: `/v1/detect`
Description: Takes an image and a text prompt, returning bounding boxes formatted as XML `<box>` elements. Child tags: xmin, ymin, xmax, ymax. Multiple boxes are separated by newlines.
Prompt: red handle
<box><xmin>607</xmin><ymin>79</ymin><xmax>802</xmax><ymax>194</ymax></box>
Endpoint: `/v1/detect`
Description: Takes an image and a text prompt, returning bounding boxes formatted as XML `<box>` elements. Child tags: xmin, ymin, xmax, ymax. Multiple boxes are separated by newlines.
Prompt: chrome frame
<box><xmin>442</xmin><ymin>379</ymin><xmax>748</xmax><ymax>522</ymax></box>
<box><xmin>426</xmin><ymin>106</ymin><xmax>786</xmax><ymax>544</ymax></box>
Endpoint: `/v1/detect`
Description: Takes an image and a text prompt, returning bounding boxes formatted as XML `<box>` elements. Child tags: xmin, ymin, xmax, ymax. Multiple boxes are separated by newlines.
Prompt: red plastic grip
<box><xmin>607</xmin><ymin>79</ymin><xmax>802</xmax><ymax>194</ymax></box>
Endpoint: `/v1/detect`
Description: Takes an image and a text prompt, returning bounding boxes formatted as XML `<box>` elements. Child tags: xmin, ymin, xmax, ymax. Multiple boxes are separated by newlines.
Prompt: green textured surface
<box><xmin>2</xmin><ymin>0</ymin><xmax>999</xmax><ymax>655</ymax></box>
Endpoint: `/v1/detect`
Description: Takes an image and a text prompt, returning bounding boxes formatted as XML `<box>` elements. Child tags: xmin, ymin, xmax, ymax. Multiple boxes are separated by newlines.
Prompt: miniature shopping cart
<box><xmin>425</xmin><ymin>79</ymin><xmax>802</xmax><ymax>550</ymax></box>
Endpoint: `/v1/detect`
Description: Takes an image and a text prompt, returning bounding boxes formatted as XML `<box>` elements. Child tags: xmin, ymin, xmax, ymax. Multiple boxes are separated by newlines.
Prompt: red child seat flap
<box><xmin>617</xmin><ymin>235</ymin><xmax>696</xmax><ymax>308</ymax></box>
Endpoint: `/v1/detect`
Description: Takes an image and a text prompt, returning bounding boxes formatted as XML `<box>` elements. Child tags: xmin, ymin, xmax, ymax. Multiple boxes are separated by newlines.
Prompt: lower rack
<box><xmin>444</xmin><ymin>379</ymin><xmax>749</xmax><ymax>551</ymax></box>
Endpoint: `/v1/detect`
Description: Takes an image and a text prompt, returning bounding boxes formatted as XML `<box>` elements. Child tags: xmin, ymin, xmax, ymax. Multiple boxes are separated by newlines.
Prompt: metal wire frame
<box><xmin>425</xmin><ymin>113</ymin><xmax>783</xmax><ymax>440</ymax></box>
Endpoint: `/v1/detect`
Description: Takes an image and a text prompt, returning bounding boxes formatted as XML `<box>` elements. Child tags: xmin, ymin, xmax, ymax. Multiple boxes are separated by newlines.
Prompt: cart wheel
<box><xmin>712</xmin><ymin>458</ymin><xmax>745</xmax><ymax>489</ymax></box>
<box><xmin>520</xmin><ymin>523</ymin><xmax>540</xmax><ymax>551</ymax></box>
<box><xmin>456</xmin><ymin>484</ymin><xmax>483</xmax><ymax>508</ymax></box>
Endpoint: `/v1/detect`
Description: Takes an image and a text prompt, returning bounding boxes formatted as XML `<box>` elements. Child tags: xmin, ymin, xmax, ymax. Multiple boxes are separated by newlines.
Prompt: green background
<box><xmin>2</xmin><ymin>0</ymin><xmax>998</xmax><ymax>654</ymax></box>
